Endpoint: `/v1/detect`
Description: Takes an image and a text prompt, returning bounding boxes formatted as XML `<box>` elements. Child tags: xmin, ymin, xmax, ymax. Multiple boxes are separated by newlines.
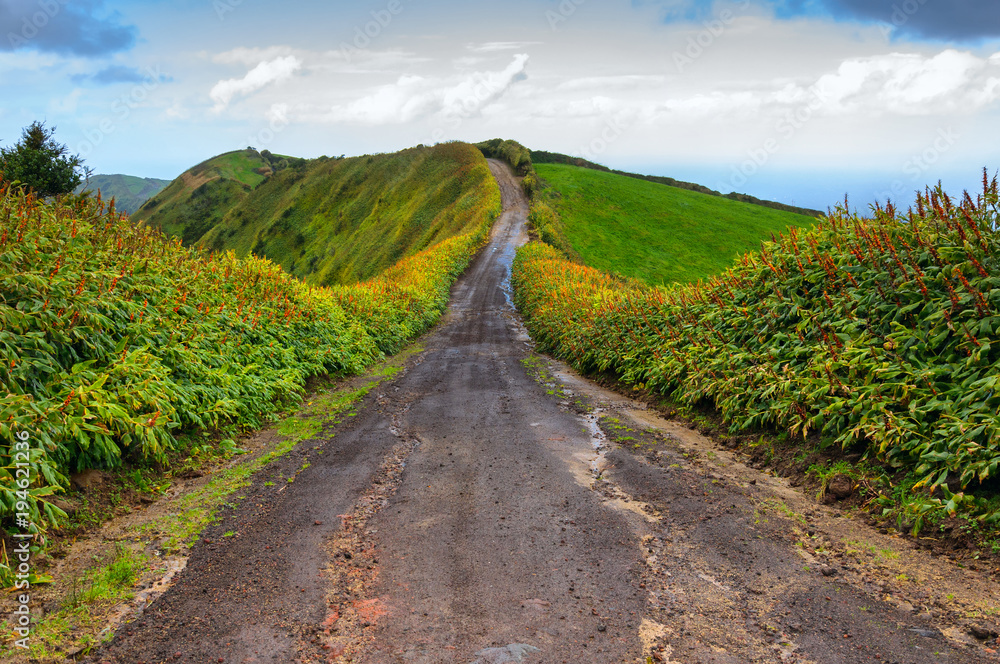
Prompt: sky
<box><xmin>1</xmin><ymin>0</ymin><xmax>999</xmax><ymax>211</ymax></box>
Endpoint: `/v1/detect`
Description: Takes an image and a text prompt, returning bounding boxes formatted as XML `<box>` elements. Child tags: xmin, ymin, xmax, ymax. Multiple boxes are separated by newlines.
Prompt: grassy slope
<box><xmin>535</xmin><ymin>163</ymin><xmax>817</xmax><ymax>285</ymax></box>
<box><xmin>530</xmin><ymin>150</ymin><xmax>822</xmax><ymax>219</ymax></box>
<box><xmin>132</xmin><ymin>149</ymin><xmax>267</xmax><ymax>246</ymax></box>
<box><xmin>136</xmin><ymin>144</ymin><xmax>494</xmax><ymax>286</ymax></box>
<box><xmin>74</xmin><ymin>174</ymin><xmax>170</xmax><ymax>215</ymax></box>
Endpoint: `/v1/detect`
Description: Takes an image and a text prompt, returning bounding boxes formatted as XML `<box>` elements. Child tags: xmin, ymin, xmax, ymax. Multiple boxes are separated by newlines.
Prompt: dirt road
<box><xmin>90</xmin><ymin>160</ymin><xmax>999</xmax><ymax>663</ymax></box>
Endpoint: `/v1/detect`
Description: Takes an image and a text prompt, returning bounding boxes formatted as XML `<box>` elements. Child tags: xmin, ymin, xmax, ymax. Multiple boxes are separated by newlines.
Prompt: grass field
<box><xmin>136</xmin><ymin>144</ymin><xmax>496</xmax><ymax>287</ymax></box>
<box><xmin>534</xmin><ymin>163</ymin><xmax>817</xmax><ymax>285</ymax></box>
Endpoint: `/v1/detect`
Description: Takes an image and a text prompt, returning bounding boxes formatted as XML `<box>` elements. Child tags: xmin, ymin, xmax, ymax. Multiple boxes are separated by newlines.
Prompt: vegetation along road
<box><xmin>88</xmin><ymin>161</ymin><xmax>999</xmax><ymax>663</ymax></box>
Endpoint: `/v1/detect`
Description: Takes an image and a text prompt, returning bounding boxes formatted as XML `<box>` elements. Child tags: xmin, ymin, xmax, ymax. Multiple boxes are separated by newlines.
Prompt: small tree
<box><xmin>0</xmin><ymin>121</ymin><xmax>88</xmax><ymax>197</ymax></box>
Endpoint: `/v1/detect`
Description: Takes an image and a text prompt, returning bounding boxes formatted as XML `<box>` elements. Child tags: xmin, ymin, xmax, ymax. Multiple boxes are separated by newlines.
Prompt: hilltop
<box><xmin>135</xmin><ymin>144</ymin><xmax>496</xmax><ymax>286</ymax></box>
<box><xmin>74</xmin><ymin>173</ymin><xmax>170</xmax><ymax>215</ymax></box>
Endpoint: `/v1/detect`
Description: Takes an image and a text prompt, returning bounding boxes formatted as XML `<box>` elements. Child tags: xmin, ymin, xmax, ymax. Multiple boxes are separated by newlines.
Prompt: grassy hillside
<box><xmin>136</xmin><ymin>143</ymin><xmax>497</xmax><ymax>286</ymax></box>
<box><xmin>0</xmin><ymin>169</ymin><xmax>499</xmax><ymax>531</ymax></box>
<box><xmin>132</xmin><ymin>149</ymin><xmax>271</xmax><ymax>245</ymax></box>
<box><xmin>532</xmin><ymin>162</ymin><xmax>816</xmax><ymax>285</ymax></box>
<box><xmin>74</xmin><ymin>174</ymin><xmax>170</xmax><ymax>214</ymax></box>
<box><xmin>513</xmin><ymin>174</ymin><xmax>1000</xmax><ymax>536</ymax></box>
<box><xmin>530</xmin><ymin>150</ymin><xmax>822</xmax><ymax>218</ymax></box>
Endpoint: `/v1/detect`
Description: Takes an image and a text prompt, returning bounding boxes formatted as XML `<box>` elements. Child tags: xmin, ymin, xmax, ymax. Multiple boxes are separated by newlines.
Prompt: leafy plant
<box><xmin>806</xmin><ymin>460</ymin><xmax>887</xmax><ymax>502</ymax></box>
<box><xmin>513</xmin><ymin>171</ymin><xmax>1000</xmax><ymax>528</ymax></box>
<box><xmin>0</xmin><ymin>149</ymin><xmax>500</xmax><ymax>533</ymax></box>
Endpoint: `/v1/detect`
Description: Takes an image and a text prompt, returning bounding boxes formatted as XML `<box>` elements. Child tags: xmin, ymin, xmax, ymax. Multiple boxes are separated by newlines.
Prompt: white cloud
<box><xmin>556</xmin><ymin>75</ymin><xmax>666</xmax><ymax>92</ymax></box>
<box><xmin>468</xmin><ymin>41</ymin><xmax>541</xmax><ymax>53</ymax></box>
<box><xmin>165</xmin><ymin>101</ymin><xmax>190</xmax><ymax>119</ymax></box>
<box><xmin>324</xmin><ymin>53</ymin><xmax>529</xmax><ymax>125</ymax></box>
<box><xmin>810</xmin><ymin>49</ymin><xmax>997</xmax><ymax>114</ymax></box>
<box><xmin>209</xmin><ymin>56</ymin><xmax>302</xmax><ymax>112</ymax></box>
<box><xmin>517</xmin><ymin>49</ymin><xmax>1000</xmax><ymax>124</ymax></box>
<box><xmin>211</xmin><ymin>46</ymin><xmax>295</xmax><ymax>66</ymax></box>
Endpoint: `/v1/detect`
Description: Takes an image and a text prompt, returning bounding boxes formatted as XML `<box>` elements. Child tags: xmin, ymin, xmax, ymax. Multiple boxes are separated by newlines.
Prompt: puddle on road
<box><xmin>490</xmin><ymin>200</ymin><xmax>529</xmax><ymax>313</ymax></box>
<box><xmin>497</xmin><ymin>239</ymin><xmax>520</xmax><ymax>311</ymax></box>
<box><xmin>581</xmin><ymin>407</ymin><xmax>609</xmax><ymax>475</ymax></box>
<box><xmin>551</xmin><ymin>405</ymin><xmax>661</xmax><ymax>525</ymax></box>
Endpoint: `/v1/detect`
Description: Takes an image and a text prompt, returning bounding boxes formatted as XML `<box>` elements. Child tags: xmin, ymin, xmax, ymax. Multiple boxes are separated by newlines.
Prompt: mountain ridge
<box><xmin>74</xmin><ymin>173</ymin><xmax>170</xmax><ymax>215</ymax></box>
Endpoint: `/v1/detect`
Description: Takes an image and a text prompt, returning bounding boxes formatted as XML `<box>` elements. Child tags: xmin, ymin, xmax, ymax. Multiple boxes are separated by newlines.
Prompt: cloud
<box><xmin>209</xmin><ymin>46</ymin><xmax>427</xmax><ymax>77</ymax></box>
<box><xmin>211</xmin><ymin>46</ymin><xmax>295</xmax><ymax>66</ymax></box>
<box><xmin>0</xmin><ymin>0</ymin><xmax>136</xmax><ymax>56</ymax></box>
<box><xmin>646</xmin><ymin>0</ymin><xmax>1000</xmax><ymax>41</ymax></box>
<box><xmin>667</xmin><ymin>49</ymin><xmax>1000</xmax><ymax>118</ymax></box>
<box><xmin>809</xmin><ymin>49</ymin><xmax>1000</xmax><ymax>114</ymax></box>
<box><xmin>324</xmin><ymin>53</ymin><xmax>529</xmax><ymax>125</ymax></box>
<box><xmin>518</xmin><ymin>49</ymin><xmax>1000</xmax><ymax>123</ymax></box>
<box><xmin>467</xmin><ymin>41</ymin><xmax>541</xmax><ymax>52</ymax></box>
<box><xmin>71</xmin><ymin>64</ymin><xmax>172</xmax><ymax>85</ymax></box>
<box><xmin>209</xmin><ymin>56</ymin><xmax>302</xmax><ymax>112</ymax></box>
<box><xmin>819</xmin><ymin>0</ymin><xmax>1000</xmax><ymax>41</ymax></box>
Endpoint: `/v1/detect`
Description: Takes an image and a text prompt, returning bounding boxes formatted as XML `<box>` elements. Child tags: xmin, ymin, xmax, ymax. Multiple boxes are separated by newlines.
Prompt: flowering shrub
<box><xmin>514</xmin><ymin>173</ymin><xmax>1000</xmax><ymax>526</ymax></box>
<box><xmin>0</xmin><ymin>173</ymin><xmax>499</xmax><ymax>530</ymax></box>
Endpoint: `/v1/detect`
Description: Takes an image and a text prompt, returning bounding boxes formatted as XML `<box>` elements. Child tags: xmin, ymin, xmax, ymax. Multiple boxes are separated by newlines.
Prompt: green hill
<box><xmin>132</xmin><ymin>149</ymin><xmax>275</xmax><ymax>246</ymax></box>
<box><xmin>530</xmin><ymin>150</ymin><xmax>822</xmax><ymax>219</ymax></box>
<box><xmin>135</xmin><ymin>144</ymin><xmax>497</xmax><ymax>286</ymax></box>
<box><xmin>531</xmin><ymin>162</ymin><xmax>817</xmax><ymax>286</ymax></box>
<box><xmin>74</xmin><ymin>174</ymin><xmax>170</xmax><ymax>215</ymax></box>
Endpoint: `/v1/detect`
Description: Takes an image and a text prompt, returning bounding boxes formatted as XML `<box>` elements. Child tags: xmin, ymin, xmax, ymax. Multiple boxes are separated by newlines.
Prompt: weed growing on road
<box><xmin>807</xmin><ymin>460</ymin><xmax>888</xmax><ymax>503</ymax></box>
<box><xmin>7</xmin><ymin>543</ymin><xmax>143</xmax><ymax>660</ymax></box>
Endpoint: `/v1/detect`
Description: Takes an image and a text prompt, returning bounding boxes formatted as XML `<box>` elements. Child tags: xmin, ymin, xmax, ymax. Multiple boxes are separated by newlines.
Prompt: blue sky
<box><xmin>2</xmin><ymin>0</ymin><xmax>998</xmax><ymax>210</ymax></box>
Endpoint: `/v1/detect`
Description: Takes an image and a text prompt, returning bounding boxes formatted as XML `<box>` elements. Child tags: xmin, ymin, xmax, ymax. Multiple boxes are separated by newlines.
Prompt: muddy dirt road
<box><xmin>90</xmin><ymin>161</ymin><xmax>999</xmax><ymax>663</ymax></box>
